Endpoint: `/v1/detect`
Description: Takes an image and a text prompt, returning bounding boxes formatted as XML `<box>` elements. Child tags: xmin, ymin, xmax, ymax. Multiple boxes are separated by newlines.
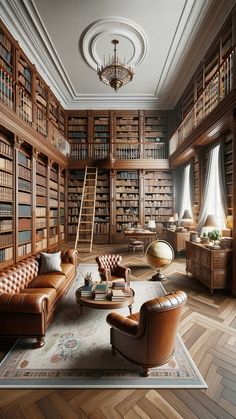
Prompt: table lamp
<box><xmin>203</xmin><ymin>214</ymin><xmax>217</xmax><ymax>229</ymax></box>
<box><xmin>147</xmin><ymin>220</ymin><xmax>156</xmax><ymax>231</ymax></box>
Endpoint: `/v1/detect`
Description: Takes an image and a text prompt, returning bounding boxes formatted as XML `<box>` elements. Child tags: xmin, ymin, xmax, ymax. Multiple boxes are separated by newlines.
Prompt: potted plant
<box><xmin>208</xmin><ymin>230</ymin><xmax>221</xmax><ymax>247</ymax></box>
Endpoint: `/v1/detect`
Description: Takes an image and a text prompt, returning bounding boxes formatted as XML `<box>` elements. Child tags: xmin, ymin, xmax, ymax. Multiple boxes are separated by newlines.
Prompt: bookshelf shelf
<box><xmin>49</xmin><ymin>164</ymin><xmax>59</xmax><ymax>249</ymax></box>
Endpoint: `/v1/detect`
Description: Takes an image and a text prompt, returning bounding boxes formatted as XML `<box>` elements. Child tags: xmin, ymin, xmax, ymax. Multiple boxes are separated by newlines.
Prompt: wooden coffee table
<box><xmin>76</xmin><ymin>285</ymin><xmax>135</xmax><ymax>314</ymax></box>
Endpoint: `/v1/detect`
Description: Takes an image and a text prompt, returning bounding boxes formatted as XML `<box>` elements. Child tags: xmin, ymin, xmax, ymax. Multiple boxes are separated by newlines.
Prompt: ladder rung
<box><xmin>78</xmin><ymin>239</ymin><xmax>91</xmax><ymax>242</ymax></box>
<box><xmin>80</xmin><ymin>220</ymin><xmax>93</xmax><ymax>223</ymax></box>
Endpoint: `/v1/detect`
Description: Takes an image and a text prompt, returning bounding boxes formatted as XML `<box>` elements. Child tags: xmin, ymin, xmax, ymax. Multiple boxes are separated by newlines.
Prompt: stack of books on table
<box><xmin>93</xmin><ymin>283</ymin><xmax>108</xmax><ymax>300</ymax></box>
<box><xmin>80</xmin><ymin>285</ymin><xmax>93</xmax><ymax>297</ymax></box>
<box><xmin>112</xmin><ymin>281</ymin><xmax>132</xmax><ymax>297</ymax></box>
<box><xmin>111</xmin><ymin>289</ymin><xmax>125</xmax><ymax>302</ymax></box>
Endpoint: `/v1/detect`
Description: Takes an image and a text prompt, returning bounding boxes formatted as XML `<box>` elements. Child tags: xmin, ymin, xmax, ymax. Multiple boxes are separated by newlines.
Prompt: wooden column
<box><xmin>110</xmin><ymin>170</ymin><xmax>116</xmax><ymax>243</ymax></box>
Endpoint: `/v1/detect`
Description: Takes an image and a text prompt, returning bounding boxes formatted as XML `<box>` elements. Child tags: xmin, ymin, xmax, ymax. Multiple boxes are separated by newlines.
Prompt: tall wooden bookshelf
<box><xmin>0</xmin><ymin>133</ymin><xmax>14</xmax><ymax>267</ymax></box>
<box><xmin>0</xmin><ymin>27</ymin><xmax>14</xmax><ymax>108</ymax></box>
<box><xmin>35</xmin><ymin>75</ymin><xmax>47</xmax><ymax>137</ymax></box>
<box><xmin>115</xmin><ymin>113</ymin><xmax>140</xmax><ymax>159</ymax></box>
<box><xmin>115</xmin><ymin>170</ymin><xmax>139</xmax><ymax>235</ymax></box>
<box><xmin>144</xmin><ymin>170</ymin><xmax>173</xmax><ymax>232</ymax></box>
<box><xmin>18</xmin><ymin>54</ymin><xmax>33</xmax><ymax>124</ymax></box>
<box><xmin>17</xmin><ymin>143</ymin><xmax>32</xmax><ymax>259</ymax></box>
<box><xmin>144</xmin><ymin>114</ymin><xmax>168</xmax><ymax>159</ymax></box>
<box><xmin>94</xmin><ymin>169</ymin><xmax>110</xmax><ymax>242</ymax></box>
<box><xmin>93</xmin><ymin>114</ymin><xmax>110</xmax><ymax>159</ymax></box>
<box><xmin>67</xmin><ymin>169</ymin><xmax>84</xmax><ymax>238</ymax></box>
<box><xmin>68</xmin><ymin>114</ymin><xmax>88</xmax><ymax>159</ymax></box>
<box><xmin>224</xmin><ymin>134</ymin><xmax>233</xmax><ymax>219</ymax></box>
<box><xmin>59</xmin><ymin>169</ymin><xmax>65</xmax><ymax>242</ymax></box>
<box><xmin>35</xmin><ymin>155</ymin><xmax>48</xmax><ymax>252</ymax></box>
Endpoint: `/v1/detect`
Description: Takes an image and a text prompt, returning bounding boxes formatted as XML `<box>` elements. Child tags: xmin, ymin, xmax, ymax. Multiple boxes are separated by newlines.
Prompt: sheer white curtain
<box><xmin>198</xmin><ymin>144</ymin><xmax>226</xmax><ymax>232</ymax></box>
<box><xmin>179</xmin><ymin>164</ymin><xmax>192</xmax><ymax>221</ymax></box>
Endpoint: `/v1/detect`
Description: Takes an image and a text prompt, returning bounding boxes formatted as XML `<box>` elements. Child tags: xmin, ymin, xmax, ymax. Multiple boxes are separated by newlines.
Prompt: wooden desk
<box><xmin>124</xmin><ymin>230</ymin><xmax>157</xmax><ymax>243</ymax></box>
<box><xmin>186</xmin><ymin>241</ymin><xmax>232</xmax><ymax>294</ymax></box>
<box><xmin>166</xmin><ymin>229</ymin><xmax>190</xmax><ymax>253</ymax></box>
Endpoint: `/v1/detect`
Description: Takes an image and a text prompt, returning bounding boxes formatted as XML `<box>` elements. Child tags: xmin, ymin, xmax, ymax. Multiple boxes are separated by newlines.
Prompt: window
<box><xmin>198</xmin><ymin>144</ymin><xmax>226</xmax><ymax>232</ymax></box>
<box><xmin>179</xmin><ymin>164</ymin><xmax>192</xmax><ymax>221</ymax></box>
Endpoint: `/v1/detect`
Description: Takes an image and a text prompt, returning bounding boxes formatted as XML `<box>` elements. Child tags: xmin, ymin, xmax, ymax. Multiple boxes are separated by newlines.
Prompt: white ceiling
<box><xmin>0</xmin><ymin>0</ymin><xmax>234</xmax><ymax>109</ymax></box>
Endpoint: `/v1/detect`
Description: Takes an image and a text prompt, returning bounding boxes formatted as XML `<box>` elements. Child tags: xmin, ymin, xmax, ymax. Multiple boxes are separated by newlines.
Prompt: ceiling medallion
<box><xmin>97</xmin><ymin>39</ymin><xmax>134</xmax><ymax>92</ymax></box>
<box><xmin>81</xmin><ymin>18</ymin><xmax>148</xmax><ymax>91</ymax></box>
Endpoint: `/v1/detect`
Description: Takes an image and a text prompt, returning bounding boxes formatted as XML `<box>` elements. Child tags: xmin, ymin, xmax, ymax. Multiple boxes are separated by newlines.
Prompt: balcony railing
<box><xmin>169</xmin><ymin>46</ymin><xmax>235</xmax><ymax>156</ymax></box>
<box><xmin>0</xmin><ymin>66</ymin><xmax>70</xmax><ymax>157</ymax></box>
<box><xmin>69</xmin><ymin>141</ymin><xmax>168</xmax><ymax>160</ymax></box>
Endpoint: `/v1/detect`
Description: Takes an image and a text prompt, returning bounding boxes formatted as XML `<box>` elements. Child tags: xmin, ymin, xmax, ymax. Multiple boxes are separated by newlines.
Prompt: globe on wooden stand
<box><xmin>146</xmin><ymin>240</ymin><xmax>174</xmax><ymax>281</ymax></box>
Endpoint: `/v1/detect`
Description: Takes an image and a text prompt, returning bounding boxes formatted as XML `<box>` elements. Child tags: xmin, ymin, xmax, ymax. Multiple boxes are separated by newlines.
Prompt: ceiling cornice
<box><xmin>0</xmin><ymin>0</ymin><xmax>235</xmax><ymax>110</ymax></box>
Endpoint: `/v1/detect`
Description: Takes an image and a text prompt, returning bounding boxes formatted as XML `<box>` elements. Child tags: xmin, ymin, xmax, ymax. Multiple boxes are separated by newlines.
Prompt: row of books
<box><xmin>18</xmin><ymin>178</ymin><xmax>31</xmax><ymax>192</ymax></box>
<box><xmin>0</xmin><ymin>203</ymin><xmax>12</xmax><ymax>215</ymax></box>
<box><xmin>0</xmin><ymin>44</ymin><xmax>11</xmax><ymax>65</ymax></box>
<box><xmin>0</xmin><ymin>139</ymin><xmax>13</xmax><ymax>158</ymax></box>
<box><xmin>36</xmin><ymin>162</ymin><xmax>47</xmax><ymax>176</ymax></box>
<box><xmin>0</xmin><ymin>246</ymin><xmax>13</xmax><ymax>262</ymax></box>
<box><xmin>0</xmin><ymin>157</ymin><xmax>12</xmax><ymax>172</ymax></box>
<box><xmin>35</xmin><ymin>238</ymin><xmax>47</xmax><ymax>252</ymax></box>
<box><xmin>36</xmin><ymin>219</ymin><xmax>46</xmax><ymax>229</ymax></box>
<box><xmin>50</xmin><ymin>219</ymin><xmax>58</xmax><ymax>227</ymax></box>
<box><xmin>50</xmin><ymin>189</ymin><xmax>58</xmax><ymax>199</ymax></box>
<box><xmin>19</xmin><ymin>166</ymin><xmax>31</xmax><ymax>180</ymax></box>
<box><xmin>0</xmin><ymin>170</ymin><xmax>12</xmax><ymax>186</ymax></box>
<box><xmin>18</xmin><ymin>242</ymin><xmax>31</xmax><ymax>257</ymax></box>
<box><xmin>50</xmin><ymin>170</ymin><xmax>58</xmax><ymax>182</ymax></box>
<box><xmin>35</xmin><ymin>228</ymin><xmax>47</xmax><ymax>240</ymax></box>
<box><xmin>0</xmin><ymin>233</ymin><xmax>12</xmax><ymax>247</ymax></box>
<box><xmin>36</xmin><ymin>207</ymin><xmax>46</xmax><ymax>217</ymax></box>
<box><xmin>36</xmin><ymin>185</ymin><xmax>46</xmax><ymax>196</ymax></box>
<box><xmin>0</xmin><ymin>219</ymin><xmax>12</xmax><ymax>231</ymax></box>
<box><xmin>19</xmin><ymin>218</ymin><xmax>31</xmax><ymax>229</ymax></box>
<box><xmin>0</xmin><ymin>186</ymin><xmax>12</xmax><ymax>201</ymax></box>
<box><xmin>36</xmin><ymin>196</ymin><xmax>47</xmax><ymax>206</ymax></box>
<box><xmin>49</xmin><ymin>179</ymin><xmax>58</xmax><ymax>190</ymax></box>
<box><xmin>18</xmin><ymin>230</ymin><xmax>31</xmax><ymax>244</ymax></box>
<box><xmin>36</xmin><ymin>174</ymin><xmax>47</xmax><ymax>187</ymax></box>
<box><xmin>49</xmin><ymin>235</ymin><xmax>58</xmax><ymax>245</ymax></box>
<box><xmin>49</xmin><ymin>198</ymin><xmax>58</xmax><ymax>207</ymax></box>
<box><xmin>18</xmin><ymin>192</ymin><xmax>31</xmax><ymax>204</ymax></box>
<box><xmin>19</xmin><ymin>204</ymin><xmax>31</xmax><ymax>217</ymax></box>
<box><xmin>18</xmin><ymin>151</ymin><xmax>31</xmax><ymax>168</ymax></box>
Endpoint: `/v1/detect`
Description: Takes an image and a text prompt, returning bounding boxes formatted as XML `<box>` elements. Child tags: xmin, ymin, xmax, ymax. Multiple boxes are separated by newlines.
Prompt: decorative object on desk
<box><xmin>207</xmin><ymin>229</ymin><xmax>221</xmax><ymax>248</ymax></box>
<box><xmin>146</xmin><ymin>240</ymin><xmax>174</xmax><ymax>281</ymax></box>
<box><xmin>97</xmin><ymin>39</ymin><xmax>134</xmax><ymax>92</ymax></box>
<box><xmin>147</xmin><ymin>219</ymin><xmax>156</xmax><ymax>232</ymax></box>
<box><xmin>181</xmin><ymin>209</ymin><xmax>193</xmax><ymax>229</ymax></box>
<box><xmin>168</xmin><ymin>216</ymin><xmax>175</xmax><ymax>230</ymax></box>
<box><xmin>83</xmin><ymin>272</ymin><xmax>92</xmax><ymax>286</ymax></box>
<box><xmin>190</xmin><ymin>232</ymin><xmax>199</xmax><ymax>243</ymax></box>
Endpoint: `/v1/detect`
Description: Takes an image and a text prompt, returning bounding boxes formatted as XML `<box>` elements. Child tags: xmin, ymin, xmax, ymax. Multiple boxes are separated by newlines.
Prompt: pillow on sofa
<box><xmin>40</xmin><ymin>251</ymin><xmax>62</xmax><ymax>274</ymax></box>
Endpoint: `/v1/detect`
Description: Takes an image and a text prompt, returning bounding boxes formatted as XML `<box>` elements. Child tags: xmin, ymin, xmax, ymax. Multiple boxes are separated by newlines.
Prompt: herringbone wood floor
<box><xmin>0</xmin><ymin>243</ymin><xmax>236</xmax><ymax>419</ymax></box>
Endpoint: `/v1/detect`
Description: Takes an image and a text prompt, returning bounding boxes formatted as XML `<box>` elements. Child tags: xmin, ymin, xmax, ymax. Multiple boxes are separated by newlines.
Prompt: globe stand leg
<box><xmin>151</xmin><ymin>269</ymin><xmax>166</xmax><ymax>281</ymax></box>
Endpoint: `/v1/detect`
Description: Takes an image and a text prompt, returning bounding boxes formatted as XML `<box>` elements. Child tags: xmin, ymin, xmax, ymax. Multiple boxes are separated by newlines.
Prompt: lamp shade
<box><xmin>203</xmin><ymin>214</ymin><xmax>217</xmax><ymax>228</ymax></box>
<box><xmin>147</xmin><ymin>220</ymin><xmax>156</xmax><ymax>229</ymax></box>
<box><xmin>182</xmin><ymin>210</ymin><xmax>192</xmax><ymax>221</ymax></box>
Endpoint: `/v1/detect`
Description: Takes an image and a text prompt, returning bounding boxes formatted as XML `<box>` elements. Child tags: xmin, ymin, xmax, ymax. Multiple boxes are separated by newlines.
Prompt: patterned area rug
<box><xmin>0</xmin><ymin>264</ymin><xmax>207</xmax><ymax>388</ymax></box>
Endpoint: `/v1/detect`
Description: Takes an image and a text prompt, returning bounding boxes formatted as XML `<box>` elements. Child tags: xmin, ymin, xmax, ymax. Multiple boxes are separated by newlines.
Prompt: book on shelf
<box><xmin>0</xmin><ymin>171</ymin><xmax>12</xmax><ymax>186</ymax></box>
<box><xmin>0</xmin><ymin>203</ymin><xmax>12</xmax><ymax>215</ymax></box>
<box><xmin>18</xmin><ymin>204</ymin><xmax>31</xmax><ymax>217</ymax></box>
<box><xmin>0</xmin><ymin>246</ymin><xmax>13</xmax><ymax>262</ymax></box>
<box><xmin>0</xmin><ymin>186</ymin><xmax>12</xmax><ymax>201</ymax></box>
<box><xmin>0</xmin><ymin>233</ymin><xmax>13</xmax><ymax>247</ymax></box>
<box><xmin>0</xmin><ymin>138</ymin><xmax>13</xmax><ymax>157</ymax></box>
<box><xmin>0</xmin><ymin>219</ymin><xmax>12</xmax><ymax>231</ymax></box>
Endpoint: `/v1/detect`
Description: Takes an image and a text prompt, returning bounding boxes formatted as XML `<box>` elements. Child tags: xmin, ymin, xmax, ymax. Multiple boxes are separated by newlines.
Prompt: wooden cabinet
<box><xmin>166</xmin><ymin>229</ymin><xmax>190</xmax><ymax>253</ymax></box>
<box><xmin>186</xmin><ymin>241</ymin><xmax>232</xmax><ymax>293</ymax></box>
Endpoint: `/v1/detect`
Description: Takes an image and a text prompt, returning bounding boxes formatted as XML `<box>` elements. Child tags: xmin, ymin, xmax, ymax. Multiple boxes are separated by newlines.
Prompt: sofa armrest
<box><xmin>61</xmin><ymin>249</ymin><xmax>77</xmax><ymax>265</ymax></box>
<box><xmin>106</xmin><ymin>312</ymin><xmax>138</xmax><ymax>336</ymax></box>
<box><xmin>115</xmin><ymin>265</ymin><xmax>131</xmax><ymax>282</ymax></box>
<box><xmin>0</xmin><ymin>293</ymin><xmax>48</xmax><ymax>314</ymax></box>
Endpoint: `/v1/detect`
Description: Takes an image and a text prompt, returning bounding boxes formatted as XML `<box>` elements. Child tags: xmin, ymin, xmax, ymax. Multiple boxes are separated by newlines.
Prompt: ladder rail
<box><xmin>74</xmin><ymin>166</ymin><xmax>97</xmax><ymax>253</ymax></box>
<box><xmin>74</xmin><ymin>166</ymin><xmax>87</xmax><ymax>250</ymax></box>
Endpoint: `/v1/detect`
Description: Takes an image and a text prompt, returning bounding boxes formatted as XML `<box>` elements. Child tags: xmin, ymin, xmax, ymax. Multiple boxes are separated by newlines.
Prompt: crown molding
<box><xmin>66</xmin><ymin>94</ymin><xmax>169</xmax><ymax>110</ymax></box>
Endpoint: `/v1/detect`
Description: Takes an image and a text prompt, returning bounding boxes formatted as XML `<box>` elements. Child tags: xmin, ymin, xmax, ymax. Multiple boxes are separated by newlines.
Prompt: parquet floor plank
<box><xmin>0</xmin><ymin>244</ymin><xmax>236</xmax><ymax>419</ymax></box>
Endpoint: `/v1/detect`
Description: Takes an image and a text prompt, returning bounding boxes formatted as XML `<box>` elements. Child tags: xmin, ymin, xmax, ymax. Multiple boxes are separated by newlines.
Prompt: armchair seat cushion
<box><xmin>28</xmin><ymin>274</ymin><xmax>67</xmax><ymax>290</ymax></box>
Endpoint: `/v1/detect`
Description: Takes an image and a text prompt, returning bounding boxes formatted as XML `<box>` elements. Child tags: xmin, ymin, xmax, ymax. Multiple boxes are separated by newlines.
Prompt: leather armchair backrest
<box><xmin>0</xmin><ymin>256</ymin><xmax>39</xmax><ymax>295</ymax></box>
<box><xmin>137</xmin><ymin>291</ymin><xmax>187</xmax><ymax>364</ymax></box>
<box><xmin>96</xmin><ymin>255</ymin><xmax>122</xmax><ymax>273</ymax></box>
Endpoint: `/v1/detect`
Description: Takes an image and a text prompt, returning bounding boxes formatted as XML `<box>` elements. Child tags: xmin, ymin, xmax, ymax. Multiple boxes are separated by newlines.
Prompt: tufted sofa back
<box><xmin>0</xmin><ymin>256</ymin><xmax>39</xmax><ymax>294</ymax></box>
<box><xmin>96</xmin><ymin>254</ymin><xmax>122</xmax><ymax>273</ymax></box>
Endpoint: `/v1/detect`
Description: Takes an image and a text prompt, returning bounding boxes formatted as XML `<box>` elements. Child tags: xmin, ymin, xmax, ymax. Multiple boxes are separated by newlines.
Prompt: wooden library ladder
<box><xmin>74</xmin><ymin>166</ymin><xmax>98</xmax><ymax>253</ymax></box>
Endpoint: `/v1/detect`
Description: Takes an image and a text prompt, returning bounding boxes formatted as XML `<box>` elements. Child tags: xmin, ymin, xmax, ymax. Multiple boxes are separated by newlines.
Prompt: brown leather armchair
<box><xmin>106</xmin><ymin>290</ymin><xmax>187</xmax><ymax>376</ymax></box>
<box><xmin>95</xmin><ymin>254</ymin><xmax>131</xmax><ymax>284</ymax></box>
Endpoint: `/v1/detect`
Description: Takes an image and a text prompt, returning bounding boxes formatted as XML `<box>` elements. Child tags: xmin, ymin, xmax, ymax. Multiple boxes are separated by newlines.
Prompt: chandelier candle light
<box><xmin>97</xmin><ymin>39</ymin><xmax>134</xmax><ymax>92</ymax></box>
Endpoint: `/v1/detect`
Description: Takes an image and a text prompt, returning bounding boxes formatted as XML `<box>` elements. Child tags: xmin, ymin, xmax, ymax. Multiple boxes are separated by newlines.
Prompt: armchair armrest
<box><xmin>61</xmin><ymin>249</ymin><xmax>77</xmax><ymax>265</ymax></box>
<box><xmin>0</xmin><ymin>293</ymin><xmax>48</xmax><ymax>314</ymax></box>
<box><xmin>98</xmin><ymin>267</ymin><xmax>110</xmax><ymax>281</ymax></box>
<box><xmin>106</xmin><ymin>312</ymin><xmax>138</xmax><ymax>336</ymax></box>
<box><xmin>115</xmin><ymin>265</ymin><xmax>131</xmax><ymax>282</ymax></box>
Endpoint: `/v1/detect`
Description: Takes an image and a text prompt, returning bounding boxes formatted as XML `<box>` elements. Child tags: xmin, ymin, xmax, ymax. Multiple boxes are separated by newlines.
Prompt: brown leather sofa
<box><xmin>107</xmin><ymin>290</ymin><xmax>187</xmax><ymax>376</ymax></box>
<box><xmin>0</xmin><ymin>249</ymin><xmax>77</xmax><ymax>347</ymax></box>
<box><xmin>95</xmin><ymin>254</ymin><xmax>131</xmax><ymax>284</ymax></box>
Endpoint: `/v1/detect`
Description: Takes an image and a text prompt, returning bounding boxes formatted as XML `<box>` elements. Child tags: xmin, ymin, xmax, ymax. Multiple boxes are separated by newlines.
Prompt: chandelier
<box><xmin>97</xmin><ymin>39</ymin><xmax>134</xmax><ymax>92</ymax></box>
